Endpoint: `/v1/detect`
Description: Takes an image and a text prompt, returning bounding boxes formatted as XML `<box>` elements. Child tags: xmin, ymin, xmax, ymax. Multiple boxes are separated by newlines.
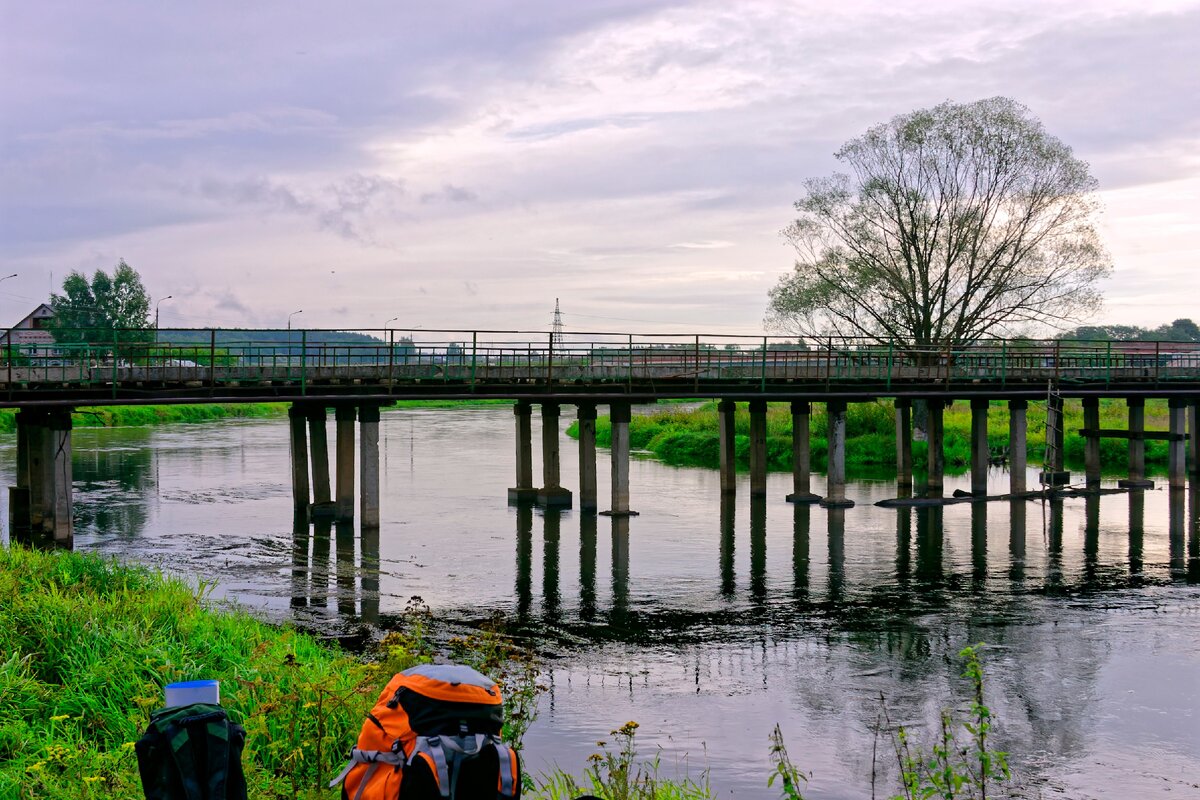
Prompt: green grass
<box><xmin>0</xmin><ymin>546</ymin><xmax>538</xmax><ymax>800</ymax></box>
<box><xmin>567</xmin><ymin>399</ymin><xmax>1173</xmax><ymax>476</ymax></box>
<box><xmin>0</xmin><ymin>403</ymin><xmax>288</xmax><ymax>433</ymax></box>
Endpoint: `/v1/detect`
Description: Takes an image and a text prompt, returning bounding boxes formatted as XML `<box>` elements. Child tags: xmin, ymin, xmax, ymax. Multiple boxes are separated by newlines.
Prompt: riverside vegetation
<box><xmin>567</xmin><ymin>399</ymin><xmax>1173</xmax><ymax>477</ymax></box>
<box><xmin>2</xmin><ymin>546</ymin><xmax>1014</xmax><ymax>800</ymax></box>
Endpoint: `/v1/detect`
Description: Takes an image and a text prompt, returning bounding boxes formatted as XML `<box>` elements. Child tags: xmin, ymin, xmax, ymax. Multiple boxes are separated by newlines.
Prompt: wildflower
<box><xmin>303</xmin><ymin>702</ymin><xmax>317</xmax><ymax>709</ymax></box>
<box><xmin>49</xmin><ymin>714</ymin><xmax>69</xmax><ymax>723</ymax></box>
<box><xmin>27</xmin><ymin>761</ymin><xmax>45</xmax><ymax>772</ymax></box>
<box><xmin>83</xmin><ymin>776</ymin><xmax>103</xmax><ymax>784</ymax></box>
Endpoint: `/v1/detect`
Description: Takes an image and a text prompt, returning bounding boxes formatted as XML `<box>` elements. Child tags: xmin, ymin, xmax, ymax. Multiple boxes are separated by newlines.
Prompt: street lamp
<box><xmin>0</xmin><ymin>273</ymin><xmax>17</xmax><ymax>285</ymax></box>
<box><xmin>155</xmin><ymin>295</ymin><xmax>173</xmax><ymax>344</ymax></box>
<box><xmin>288</xmin><ymin>309</ymin><xmax>303</xmax><ymax>330</ymax></box>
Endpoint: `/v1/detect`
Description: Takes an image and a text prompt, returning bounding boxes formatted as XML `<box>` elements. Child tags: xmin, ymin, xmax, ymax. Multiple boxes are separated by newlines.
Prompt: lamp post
<box><xmin>154</xmin><ymin>295</ymin><xmax>173</xmax><ymax>345</ymax></box>
<box><xmin>288</xmin><ymin>310</ymin><xmax>303</xmax><ymax>366</ymax></box>
<box><xmin>0</xmin><ymin>273</ymin><xmax>17</xmax><ymax>285</ymax></box>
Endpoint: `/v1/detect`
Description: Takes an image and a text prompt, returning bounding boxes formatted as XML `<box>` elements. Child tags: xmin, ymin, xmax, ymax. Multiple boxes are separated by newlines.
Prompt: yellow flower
<box><xmin>27</xmin><ymin>761</ymin><xmax>45</xmax><ymax>772</ymax></box>
<box><xmin>302</xmin><ymin>702</ymin><xmax>317</xmax><ymax>709</ymax></box>
<box><xmin>49</xmin><ymin>714</ymin><xmax>69</xmax><ymax>723</ymax></box>
<box><xmin>83</xmin><ymin>776</ymin><xmax>103</xmax><ymax>784</ymax></box>
<box><xmin>120</xmin><ymin>742</ymin><xmax>137</xmax><ymax>752</ymax></box>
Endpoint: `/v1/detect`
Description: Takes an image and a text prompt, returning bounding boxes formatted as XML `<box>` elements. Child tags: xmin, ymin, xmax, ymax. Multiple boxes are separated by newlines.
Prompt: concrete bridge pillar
<box><xmin>926</xmin><ymin>398</ymin><xmax>946</xmax><ymax>495</ymax></box>
<box><xmin>1189</xmin><ymin>399</ymin><xmax>1199</xmax><ymax>477</ymax></box>
<box><xmin>9</xmin><ymin>409</ymin><xmax>73</xmax><ymax>546</ymax></box>
<box><xmin>970</xmin><ymin>398</ymin><xmax>990</xmax><ymax>496</ymax></box>
<box><xmin>821</xmin><ymin>400</ymin><xmax>854</xmax><ymax>508</ymax></box>
<box><xmin>334</xmin><ymin>404</ymin><xmax>356</xmax><ymax>520</ymax></box>
<box><xmin>508</xmin><ymin>402</ymin><xmax>537</xmax><ymax>503</ymax></box>
<box><xmin>1120</xmin><ymin>397</ymin><xmax>1152</xmax><ymax>489</ymax></box>
<box><xmin>602</xmin><ymin>402</ymin><xmax>637</xmax><ymax>517</ymax></box>
<box><xmin>537</xmin><ymin>402</ymin><xmax>571</xmax><ymax>508</ymax></box>
<box><xmin>576</xmin><ymin>403</ymin><xmax>598</xmax><ymax>512</ymax></box>
<box><xmin>1082</xmin><ymin>397</ymin><xmax>1102</xmax><ymax>488</ymax></box>
<box><xmin>1009</xmin><ymin>399</ymin><xmax>1028</xmax><ymax>494</ymax></box>
<box><xmin>749</xmin><ymin>399</ymin><xmax>768</xmax><ymax>497</ymax></box>
<box><xmin>895</xmin><ymin>398</ymin><xmax>913</xmax><ymax>491</ymax></box>
<box><xmin>718</xmin><ymin>400</ymin><xmax>737</xmax><ymax>494</ymax></box>
<box><xmin>1169</xmin><ymin>398</ymin><xmax>1187</xmax><ymax>488</ymax></box>
<box><xmin>288</xmin><ymin>405</ymin><xmax>311</xmax><ymax>513</ymax></box>
<box><xmin>306</xmin><ymin>405</ymin><xmax>333</xmax><ymax>509</ymax></box>
<box><xmin>359</xmin><ymin>404</ymin><xmax>381</xmax><ymax>527</ymax></box>
<box><xmin>787</xmin><ymin>401</ymin><xmax>819</xmax><ymax>503</ymax></box>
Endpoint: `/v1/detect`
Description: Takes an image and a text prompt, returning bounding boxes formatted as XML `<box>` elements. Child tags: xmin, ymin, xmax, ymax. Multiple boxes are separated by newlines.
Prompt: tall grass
<box><xmin>0</xmin><ymin>546</ymin><xmax>540</xmax><ymax>800</ymax></box>
<box><xmin>0</xmin><ymin>403</ymin><xmax>288</xmax><ymax>433</ymax></box>
<box><xmin>567</xmin><ymin>399</ymin><xmax>1173</xmax><ymax>476</ymax></box>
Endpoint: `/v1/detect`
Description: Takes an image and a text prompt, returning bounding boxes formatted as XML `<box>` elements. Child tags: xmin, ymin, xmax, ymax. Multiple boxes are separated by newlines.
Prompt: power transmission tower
<box><xmin>551</xmin><ymin>298</ymin><xmax>564</xmax><ymax>347</ymax></box>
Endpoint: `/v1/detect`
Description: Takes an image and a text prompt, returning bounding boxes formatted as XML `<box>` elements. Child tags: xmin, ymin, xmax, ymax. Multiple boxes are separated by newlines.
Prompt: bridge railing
<box><xmin>2</xmin><ymin>328</ymin><xmax>1199</xmax><ymax>392</ymax></box>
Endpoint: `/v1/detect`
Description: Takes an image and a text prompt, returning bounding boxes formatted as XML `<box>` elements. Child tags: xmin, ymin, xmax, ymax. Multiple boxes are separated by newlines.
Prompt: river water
<box><xmin>3</xmin><ymin>407</ymin><xmax>1198</xmax><ymax>798</ymax></box>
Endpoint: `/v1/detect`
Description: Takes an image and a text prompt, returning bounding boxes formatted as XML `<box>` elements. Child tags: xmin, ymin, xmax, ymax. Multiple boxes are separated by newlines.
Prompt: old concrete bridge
<box><xmin>5</xmin><ymin>328</ymin><xmax>1200</xmax><ymax>546</ymax></box>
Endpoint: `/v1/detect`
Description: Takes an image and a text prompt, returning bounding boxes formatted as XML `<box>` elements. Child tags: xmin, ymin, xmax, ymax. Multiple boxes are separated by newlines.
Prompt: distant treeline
<box><xmin>1058</xmin><ymin>318</ymin><xmax>1200</xmax><ymax>342</ymax></box>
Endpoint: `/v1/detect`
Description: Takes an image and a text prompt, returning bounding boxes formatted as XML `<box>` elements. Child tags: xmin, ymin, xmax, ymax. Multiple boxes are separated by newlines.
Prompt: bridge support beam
<box><xmin>749</xmin><ymin>400</ymin><xmax>767</xmax><ymax>497</ymax></box>
<box><xmin>602</xmin><ymin>402</ymin><xmax>637</xmax><ymax>517</ymax></box>
<box><xmin>288</xmin><ymin>405</ymin><xmax>311</xmax><ymax>514</ymax></box>
<box><xmin>1189</xmin><ymin>399</ymin><xmax>1199</xmax><ymax>476</ymax></box>
<box><xmin>787</xmin><ymin>401</ymin><xmax>819</xmax><ymax>503</ymax></box>
<box><xmin>926</xmin><ymin>399</ymin><xmax>946</xmax><ymax>495</ymax></box>
<box><xmin>895</xmin><ymin>398</ymin><xmax>913</xmax><ymax>492</ymax></box>
<box><xmin>334</xmin><ymin>405</ymin><xmax>356</xmax><ymax>520</ymax></box>
<box><xmin>359</xmin><ymin>404</ymin><xmax>381</xmax><ymax>527</ymax></box>
<box><xmin>970</xmin><ymin>398</ymin><xmax>989</xmax><ymax>496</ymax></box>
<box><xmin>1009</xmin><ymin>399</ymin><xmax>1027</xmax><ymax>494</ymax></box>
<box><xmin>821</xmin><ymin>400</ymin><xmax>854</xmax><ymax>508</ymax></box>
<box><xmin>508</xmin><ymin>402</ymin><xmax>537</xmax><ymax>503</ymax></box>
<box><xmin>718</xmin><ymin>400</ymin><xmax>737</xmax><ymax>494</ymax></box>
<box><xmin>537</xmin><ymin>402</ymin><xmax>571</xmax><ymax>508</ymax></box>
<box><xmin>307</xmin><ymin>406</ymin><xmax>333</xmax><ymax>510</ymax></box>
<box><xmin>1169</xmin><ymin>398</ymin><xmax>1187</xmax><ymax>488</ymax></box>
<box><xmin>1040</xmin><ymin>394</ymin><xmax>1069</xmax><ymax>487</ymax></box>
<box><xmin>1119</xmin><ymin>398</ymin><xmax>1153</xmax><ymax>489</ymax></box>
<box><xmin>1083</xmin><ymin>397</ymin><xmax>1102</xmax><ymax>488</ymax></box>
<box><xmin>576</xmin><ymin>403</ymin><xmax>598</xmax><ymax>513</ymax></box>
<box><xmin>9</xmin><ymin>409</ymin><xmax>73</xmax><ymax>547</ymax></box>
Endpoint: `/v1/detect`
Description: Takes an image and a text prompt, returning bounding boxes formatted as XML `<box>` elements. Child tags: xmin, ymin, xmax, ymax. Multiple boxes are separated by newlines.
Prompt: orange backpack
<box><xmin>330</xmin><ymin>664</ymin><xmax>520</xmax><ymax>800</ymax></box>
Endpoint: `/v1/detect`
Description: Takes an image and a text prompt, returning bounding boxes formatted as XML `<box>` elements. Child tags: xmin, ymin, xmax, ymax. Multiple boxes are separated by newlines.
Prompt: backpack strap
<box><xmin>328</xmin><ymin>746</ymin><xmax>404</xmax><ymax>799</ymax></box>
<box><xmin>492</xmin><ymin>737</ymin><xmax>517</xmax><ymax>799</ymax></box>
<box><xmin>201</xmin><ymin>713</ymin><xmax>231</xmax><ymax>800</ymax></box>
<box><xmin>410</xmin><ymin>736</ymin><xmax>452</xmax><ymax>798</ymax></box>
<box><xmin>158</xmin><ymin>707</ymin><xmax>232</xmax><ymax>800</ymax></box>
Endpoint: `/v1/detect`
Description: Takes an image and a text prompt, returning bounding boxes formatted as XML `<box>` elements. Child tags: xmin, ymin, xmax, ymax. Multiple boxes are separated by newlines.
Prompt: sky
<box><xmin>2</xmin><ymin>0</ymin><xmax>1198</xmax><ymax>338</ymax></box>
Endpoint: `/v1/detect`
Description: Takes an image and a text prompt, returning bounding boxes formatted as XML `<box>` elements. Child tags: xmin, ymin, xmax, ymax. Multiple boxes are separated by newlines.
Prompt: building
<box><xmin>0</xmin><ymin>304</ymin><xmax>57</xmax><ymax>356</ymax></box>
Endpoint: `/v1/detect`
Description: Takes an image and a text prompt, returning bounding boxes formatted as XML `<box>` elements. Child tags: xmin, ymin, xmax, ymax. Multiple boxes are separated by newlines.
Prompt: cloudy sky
<box><xmin>2</xmin><ymin>0</ymin><xmax>1198</xmax><ymax>337</ymax></box>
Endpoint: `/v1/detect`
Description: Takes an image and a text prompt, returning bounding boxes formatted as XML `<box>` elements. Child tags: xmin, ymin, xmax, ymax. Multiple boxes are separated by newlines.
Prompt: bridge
<box><xmin>4</xmin><ymin>328</ymin><xmax>1199</xmax><ymax>548</ymax></box>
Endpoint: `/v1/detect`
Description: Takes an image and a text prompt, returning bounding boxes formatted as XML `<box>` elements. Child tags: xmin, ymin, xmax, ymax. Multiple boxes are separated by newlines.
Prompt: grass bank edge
<box><xmin>567</xmin><ymin>398</ymin><xmax>1176</xmax><ymax>476</ymax></box>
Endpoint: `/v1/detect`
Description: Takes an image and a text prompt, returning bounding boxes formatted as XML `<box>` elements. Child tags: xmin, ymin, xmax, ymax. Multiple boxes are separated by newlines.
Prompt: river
<box><xmin>3</xmin><ymin>406</ymin><xmax>1198</xmax><ymax>799</ymax></box>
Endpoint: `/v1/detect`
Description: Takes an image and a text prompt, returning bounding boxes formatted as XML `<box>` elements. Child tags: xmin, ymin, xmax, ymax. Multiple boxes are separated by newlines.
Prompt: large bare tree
<box><xmin>767</xmin><ymin>97</ymin><xmax>1111</xmax><ymax>353</ymax></box>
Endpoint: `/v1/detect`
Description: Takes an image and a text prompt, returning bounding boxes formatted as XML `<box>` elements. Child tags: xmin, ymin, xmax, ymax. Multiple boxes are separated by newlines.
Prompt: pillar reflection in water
<box><xmin>750</xmin><ymin>495</ymin><xmax>767</xmax><ymax>607</ymax></box>
<box><xmin>1188</xmin><ymin>484</ymin><xmax>1200</xmax><ymax>584</ymax></box>
<box><xmin>915</xmin><ymin>506</ymin><xmax>944</xmax><ymax>587</ymax></box>
<box><xmin>720</xmin><ymin>492</ymin><xmax>735</xmax><ymax>599</ymax></box>
<box><xmin>971</xmin><ymin>502</ymin><xmax>987</xmax><ymax>592</ymax></box>
<box><xmin>1046</xmin><ymin>497</ymin><xmax>1064</xmax><ymax>591</ymax></box>
<box><xmin>291</xmin><ymin>512</ymin><xmax>310</xmax><ymax>609</ymax></box>
<box><xmin>1009</xmin><ymin>499</ymin><xmax>1027</xmax><ymax>585</ymax></box>
<box><xmin>310</xmin><ymin>519</ymin><xmax>332</xmax><ymax>610</ymax></box>
<box><xmin>894</xmin><ymin>506</ymin><xmax>912</xmax><ymax>588</ymax></box>
<box><xmin>361</xmin><ymin>523</ymin><xmax>380</xmax><ymax>625</ymax></box>
<box><xmin>514</xmin><ymin>505</ymin><xmax>533</xmax><ymax>619</ymax></box>
<box><xmin>1129</xmin><ymin>491</ymin><xmax>1145</xmax><ymax>582</ymax></box>
<box><xmin>827</xmin><ymin>506</ymin><xmax>845</xmax><ymax>603</ymax></box>
<box><xmin>1083</xmin><ymin>494</ymin><xmax>1100</xmax><ymax>589</ymax></box>
<box><xmin>1168</xmin><ymin>488</ymin><xmax>1186</xmax><ymax>579</ymax></box>
<box><xmin>793</xmin><ymin>503</ymin><xmax>811</xmax><ymax>600</ymax></box>
<box><xmin>579</xmin><ymin>513</ymin><xmax>598</xmax><ymax>621</ymax></box>
<box><xmin>336</xmin><ymin>520</ymin><xmax>355</xmax><ymax>618</ymax></box>
<box><xmin>543</xmin><ymin>509</ymin><xmax>562</xmax><ymax>621</ymax></box>
<box><xmin>611</xmin><ymin>515</ymin><xmax>630</xmax><ymax>623</ymax></box>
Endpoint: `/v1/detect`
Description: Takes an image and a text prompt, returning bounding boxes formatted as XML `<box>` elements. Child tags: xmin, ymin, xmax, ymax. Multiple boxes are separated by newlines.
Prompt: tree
<box><xmin>49</xmin><ymin>260</ymin><xmax>153</xmax><ymax>347</ymax></box>
<box><xmin>767</xmin><ymin>97</ymin><xmax>1112</xmax><ymax>357</ymax></box>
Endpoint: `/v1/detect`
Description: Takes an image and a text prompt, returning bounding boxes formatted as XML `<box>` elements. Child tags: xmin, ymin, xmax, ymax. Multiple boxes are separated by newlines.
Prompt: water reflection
<box><xmin>610</xmin><ymin>516</ymin><xmax>630</xmax><ymax>624</ymax></box>
<box><xmin>1129</xmin><ymin>491</ymin><xmax>1145</xmax><ymax>581</ymax></box>
<box><xmin>1083</xmin><ymin>494</ymin><xmax>1100</xmax><ymax>588</ymax></box>
<box><xmin>894</xmin><ymin>506</ymin><xmax>911</xmax><ymax>588</ymax></box>
<box><xmin>719</xmin><ymin>493</ymin><xmax>735</xmax><ymax>599</ymax></box>
<box><xmin>793</xmin><ymin>503</ymin><xmax>810</xmax><ymax>599</ymax></box>
<box><xmin>287</xmin><ymin>515</ymin><xmax>379</xmax><ymax>626</ymax></box>
<box><xmin>1168</xmin><ymin>488</ymin><xmax>1186</xmax><ymax>579</ymax></box>
<box><xmin>1009</xmin><ymin>500</ymin><xmax>1026</xmax><ymax>585</ymax></box>
<box><xmin>749</xmin><ymin>496</ymin><xmax>767</xmax><ymax>608</ymax></box>
<box><xmin>827</xmin><ymin>507</ymin><xmax>845</xmax><ymax>603</ymax></box>
<box><xmin>579</xmin><ymin>514</ymin><xmax>597</xmax><ymax>621</ymax></box>
<box><xmin>970</xmin><ymin>502</ymin><xmax>987</xmax><ymax>592</ymax></box>
<box><xmin>515</xmin><ymin>505</ymin><xmax>533</xmax><ymax>619</ymax></box>
<box><xmin>1046</xmin><ymin>497</ymin><xmax>1065</xmax><ymax>591</ymax></box>
<box><xmin>914</xmin><ymin>506</ymin><xmax>944</xmax><ymax>587</ymax></box>
<box><xmin>543</xmin><ymin>509</ymin><xmax>562</xmax><ymax>622</ymax></box>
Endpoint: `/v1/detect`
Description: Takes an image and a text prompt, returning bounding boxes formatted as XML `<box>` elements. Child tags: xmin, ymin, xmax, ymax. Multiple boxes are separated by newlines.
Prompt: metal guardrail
<box><xmin>2</xmin><ymin>328</ymin><xmax>1199</xmax><ymax>397</ymax></box>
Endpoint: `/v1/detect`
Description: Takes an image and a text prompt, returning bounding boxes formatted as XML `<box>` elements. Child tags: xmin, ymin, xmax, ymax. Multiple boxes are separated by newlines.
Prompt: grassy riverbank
<box><xmin>0</xmin><ymin>545</ymin><xmax>539</xmax><ymax>799</ymax></box>
<box><xmin>2</xmin><ymin>546</ymin><xmax>1018</xmax><ymax>800</ymax></box>
<box><xmin>567</xmin><ymin>399</ymin><xmax>1172</xmax><ymax>475</ymax></box>
<box><xmin>0</xmin><ymin>403</ymin><xmax>288</xmax><ymax>433</ymax></box>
